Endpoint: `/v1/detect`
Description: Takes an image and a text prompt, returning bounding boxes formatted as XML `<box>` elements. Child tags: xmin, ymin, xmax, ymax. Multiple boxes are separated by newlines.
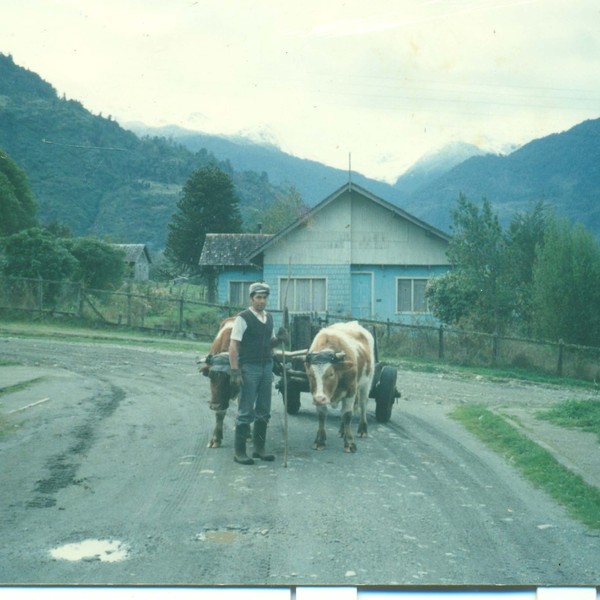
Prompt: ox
<box><xmin>304</xmin><ymin>321</ymin><xmax>375</xmax><ymax>453</ymax></box>
<box><xmin>198</xmin><ymin>317</ymin><xmax>240</xmax><ymax>448</ymax></box>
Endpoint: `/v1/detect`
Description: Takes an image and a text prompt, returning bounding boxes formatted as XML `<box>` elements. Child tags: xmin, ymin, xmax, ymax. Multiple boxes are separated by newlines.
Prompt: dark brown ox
<box><xmin>198</xmin><ymin>317</ymin><xmax>240</xmax><ymax>448</ymax></box>
<box><xmin>304</xmin><ymin>321</ymin><xmax>375</xmax><ymax>453</ymax></box>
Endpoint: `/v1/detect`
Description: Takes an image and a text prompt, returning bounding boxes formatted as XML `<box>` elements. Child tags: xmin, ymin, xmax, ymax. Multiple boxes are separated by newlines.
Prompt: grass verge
<box><xmin>0</xmin><ymin>377</ymin><xmax>46</xmax><ymax>398</ymax></box>
<box><xmin>537</xmin><ymin>400</ymin><xmax>600</xmax><ymax>443</ymax></box>
<box><xmin>0</xmin><ymin>320</ymin><xmax>211</xmax><ymax>353</ymax></box>
<box><xmin>451</xmin><ymin>404</ymin><xmax>600</xmax><ymax>530</ymax></box>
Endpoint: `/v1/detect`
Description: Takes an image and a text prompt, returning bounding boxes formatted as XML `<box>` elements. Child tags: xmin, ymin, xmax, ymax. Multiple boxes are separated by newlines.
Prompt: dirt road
<box><xmin>1</xmin><ymin>335</ymin><xmax>599</xmax><ymax>586</ymax></box>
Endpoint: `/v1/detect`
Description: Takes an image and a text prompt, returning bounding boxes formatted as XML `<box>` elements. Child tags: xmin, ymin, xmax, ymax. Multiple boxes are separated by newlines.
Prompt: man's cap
<box><xmin>249</xmin><ymin>282</ymin><xmax>270</xmax><ymax>297</ymax></box>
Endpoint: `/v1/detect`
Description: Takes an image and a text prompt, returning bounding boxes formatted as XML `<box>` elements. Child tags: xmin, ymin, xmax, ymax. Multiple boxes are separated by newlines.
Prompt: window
<box><xmin>229</xmin><ymin>281</ymin><xmax>252</xmax><ymax>306</ymax></box>
<box><xmin>397</xmin><ymin>278</ymin><xmax>429</xmax><ymax>313</ymax></box>
<box><xmin>279</xmin><ymin>277</ymin><xmax>326</xmax><ymax>312</ymax></box>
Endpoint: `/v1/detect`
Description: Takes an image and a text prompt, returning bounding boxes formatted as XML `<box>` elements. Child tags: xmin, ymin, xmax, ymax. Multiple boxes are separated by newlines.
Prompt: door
<box><xmin>351</xmin><ymin>272</ymin><xmax>372</xmax><ymax>319</ymax></box>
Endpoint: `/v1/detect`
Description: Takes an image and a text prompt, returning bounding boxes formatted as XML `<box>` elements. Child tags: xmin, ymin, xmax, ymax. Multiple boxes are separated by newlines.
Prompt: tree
<box><xmin>64</xmin><ymin>237</ymin><xmax>125</xmax><ymax>290</ymax></box>
<box><xmin>427</xmin><ymin>195</ymin><xmax>547</xmax><ymax>334</ymax></box>
<box><xmin>247</xmin><ymin>185</ymin><xmax>309</xmax><ymax>233</ymax></box>
<box><xmin>165</xmin><ymin>164</ymin><xmax>242</xmax><ymax>274</ymax></box>
<box><xmin>0</xmin><ymin>150</ymin><xmax>38</xmax><ymax>236</ymax></box>
<box><xmin>428</xmin><ymin>194</ymin><xmax>511</xmax><ymax>332</ymax></box>
<box><xmin>1</xmin><ymin>227</ymin><xmax>76</xmax><ymax>280</ymax></box>
<box><xmin>503</xmin><ymin>202</ymin><xmax>547</xmax><ymax>334</ymax></box>
<box><xmin>532</xmin><ymin>217</ymin><xmax>600</xmax><ymax>346</ymax></box>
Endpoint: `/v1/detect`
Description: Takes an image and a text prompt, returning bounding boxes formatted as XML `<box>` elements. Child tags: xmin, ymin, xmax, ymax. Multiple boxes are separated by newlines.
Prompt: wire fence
<box><xmin>1</xmin><ymin>275</ymin><xmax>599</xmax><ymax>383</ymax></box>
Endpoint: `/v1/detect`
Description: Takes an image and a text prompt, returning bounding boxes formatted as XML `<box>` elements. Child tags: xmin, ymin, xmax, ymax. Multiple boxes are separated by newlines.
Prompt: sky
<box><xmin>2</xmin><ymin>0</ymin><xmax>600</xmax><ymax>183</ymax></box>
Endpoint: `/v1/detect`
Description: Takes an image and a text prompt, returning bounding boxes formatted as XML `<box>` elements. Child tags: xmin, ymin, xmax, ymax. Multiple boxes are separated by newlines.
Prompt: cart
<box><xmin>273</xmin><ymin>316</ymin><xmax>400</xmax><ymax>423</ymax></box>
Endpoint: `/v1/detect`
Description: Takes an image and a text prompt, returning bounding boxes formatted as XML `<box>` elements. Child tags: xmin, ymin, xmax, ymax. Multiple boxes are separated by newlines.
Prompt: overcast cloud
<box><xmin>2</xmin><ymin>0</ymin><xmax>600</xmax><ymax>182</ymax></box>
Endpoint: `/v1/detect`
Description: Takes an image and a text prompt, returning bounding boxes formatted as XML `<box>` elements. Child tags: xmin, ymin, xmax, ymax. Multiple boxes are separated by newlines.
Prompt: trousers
<box><xmin>236</xmin><ymin>359</ymin><xmax>273</xmax><ymax>426</ymax></box>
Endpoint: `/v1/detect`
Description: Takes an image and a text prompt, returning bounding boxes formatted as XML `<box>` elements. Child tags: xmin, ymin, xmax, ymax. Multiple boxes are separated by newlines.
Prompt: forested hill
<box><xmin>127</xmin><ymin>123</ymin><xmax>402</xmax><ymax>206</ymax></box>
<box><xmin>403</xmin><ymin>118</ymin><xmax>600</xmax><ymax>236</ymax></box>
<box><xmin>0</xmin><ymin>53</ymin><xmax>285</xmax><ymax>249</ymax></box>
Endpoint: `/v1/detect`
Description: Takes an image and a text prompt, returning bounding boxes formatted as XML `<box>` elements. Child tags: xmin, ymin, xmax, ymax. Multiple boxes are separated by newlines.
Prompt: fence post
<box><xmin>557</xmin><ymin>339</ymin><xmax>564</xmax><ymax>376</ymax></box>
<box><xmin>127</xmin><ymin>283</ymin><xmax>132</xmax><ymax>327</ymax></box>
<box><xmin>492</xmin><ymin>332</ymin><xmax>499</xmax><ymax>367</ymax></box>
<box><xmin>37</xmin><ymin>275</ymin><xmax>44</xmax><ymax>315</ymax></box>
<box><xmin>77</xmin><ymin>283</ymin><xmax>83</xmax><ymax>317</ymax></box>
<box><xmin>438</xmin><ymin>325</ymin><xmax>444</xmax><ymax>360</ymax></box>
<box><xmin>386</xmin><ymin>318</ymin><xmax>391</xmax><ymax>338</ymax></box>
<box><xmin>178</xmin><ymin>293</ymin><xmax>184</xmax><ymax>332</ymax></box>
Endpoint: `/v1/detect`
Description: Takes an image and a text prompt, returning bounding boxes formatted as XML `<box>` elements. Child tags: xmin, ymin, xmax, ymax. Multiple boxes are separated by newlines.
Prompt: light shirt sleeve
<box><xmin>230</xmin><ymin>314</ymin><xmax>247</xmax><ymax>342</ymax></box>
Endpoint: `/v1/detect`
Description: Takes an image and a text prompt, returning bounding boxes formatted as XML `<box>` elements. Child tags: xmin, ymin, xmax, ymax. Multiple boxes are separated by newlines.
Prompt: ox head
<box><xmin>304</xmin><ymin>350</ymin><xmax>347</xmax><ymax>406</ymax></box>
<box><xmin>197</xmin><ymin>352</ymin><xmax>240</xmax><ymax>411</ymax></box>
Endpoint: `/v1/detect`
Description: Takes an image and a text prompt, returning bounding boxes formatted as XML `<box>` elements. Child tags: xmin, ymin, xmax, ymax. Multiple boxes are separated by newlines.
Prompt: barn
<box><xmin>112</xmin><ymin>244</ymin><xmax>152</xmax><ymax>281</ymax></box>
<box><xmin>199</xmin><ymin>182</ymin><xmax>451</xmax><ymax>323</ymax></box>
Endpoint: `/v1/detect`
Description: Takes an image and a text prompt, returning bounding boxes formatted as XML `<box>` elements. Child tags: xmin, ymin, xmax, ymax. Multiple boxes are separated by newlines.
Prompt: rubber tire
<box><xmin>375</xmin><ymin>365</ymin><xmax>397</xmax><ymax>423</ymax></box>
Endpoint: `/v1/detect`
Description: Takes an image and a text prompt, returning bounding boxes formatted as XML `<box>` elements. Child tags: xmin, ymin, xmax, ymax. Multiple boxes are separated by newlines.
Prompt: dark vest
<box><xmin>238</xmin><ymin>309</ymin><xmax>273</xmax><ymax>364</ymax></box>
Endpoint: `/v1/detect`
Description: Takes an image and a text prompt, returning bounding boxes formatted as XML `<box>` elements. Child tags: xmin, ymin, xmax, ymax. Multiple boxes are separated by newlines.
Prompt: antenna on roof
<box><xmin>348</xmin><ymin>152</ymin><xmax>352</xmax><ymax>189</ymax></box>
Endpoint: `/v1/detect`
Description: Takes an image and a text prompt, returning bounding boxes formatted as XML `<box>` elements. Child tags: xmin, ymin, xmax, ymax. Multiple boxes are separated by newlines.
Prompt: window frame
<box><xmin>228</xmin><ymin>280</ymin><xmax>252</xmax><ymax>307</ymax></box>
<box><xmin>278</xmin><ymin>276</ymin><xmax>327</xmax><ymax>312</ymax></box>
<box><xmin>396</xmin><ymin>277</ymin><xmax>430</xmax><ymax>314</ymax></box>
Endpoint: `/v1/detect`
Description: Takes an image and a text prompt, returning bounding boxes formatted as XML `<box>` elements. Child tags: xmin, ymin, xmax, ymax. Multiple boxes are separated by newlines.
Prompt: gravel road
<box><xmin>1</xmin><ymin>335</ymin><xmax>599</xmax><ymax>586</ymax></box>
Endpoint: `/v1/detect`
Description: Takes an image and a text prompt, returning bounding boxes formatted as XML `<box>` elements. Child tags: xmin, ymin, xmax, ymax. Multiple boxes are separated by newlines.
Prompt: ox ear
<box><xmin>304</xmin><ymin>353</ymin><xmax>314</xmax><ymax>365</ymax></box>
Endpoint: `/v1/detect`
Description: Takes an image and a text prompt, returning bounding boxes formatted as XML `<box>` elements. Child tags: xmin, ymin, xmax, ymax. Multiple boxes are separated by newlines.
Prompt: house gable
<box><xmin>250</xmin><ymin>183</ymin><xmax>450</xmax><ymax>267</ymax></box>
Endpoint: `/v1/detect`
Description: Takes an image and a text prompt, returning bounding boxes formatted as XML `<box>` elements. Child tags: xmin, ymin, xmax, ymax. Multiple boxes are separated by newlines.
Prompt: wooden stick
<box><xmin>282</xmin><ymin>257</ymin><xmax>292</xmax><ymax>467</ymax></box>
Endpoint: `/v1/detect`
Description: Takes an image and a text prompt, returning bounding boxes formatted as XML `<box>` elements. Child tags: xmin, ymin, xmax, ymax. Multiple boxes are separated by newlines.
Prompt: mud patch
<box><xmin>28</xmin><ymin>385</ymin><xmax>124</xmax><ymax>508</ymax></box>
<box><xmin>50</xmin><ymin>539</ymin><xmax>128</xmax><ymax>562</ymax></box>
<box><xmin>195</xmin><ymin>526</ymin><xmax>269</xmax><ymax>544</ymax></box>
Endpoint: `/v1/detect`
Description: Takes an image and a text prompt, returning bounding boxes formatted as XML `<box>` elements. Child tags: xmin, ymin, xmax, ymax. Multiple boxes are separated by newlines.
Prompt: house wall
<box><xmin>263</xmin><ymin>189</ymin><xmax>449</xmax><ymax>267</ymax></box>
<box><xmin>365</xmin><ymin>264</ymin><xmax>449</xmax><ymax>323</ymax></box>
<box><xmin>256</xmin><ymin>188</ymin><xmax>450</xmax><ymax>322</ymax></box>
<box><xmin>218</xmin><ymin>268</ymin><xmax>263</xmax><ymax>305</ymax></box>
<box><xmin>134</xmin><ymin>256</ymin><xmax>150</xmax><ymax>281</ymax></box>
<box><xmin>215</xmin><ymin>187</ymin><xmax>451</xmax><ymax>322</ymax></box>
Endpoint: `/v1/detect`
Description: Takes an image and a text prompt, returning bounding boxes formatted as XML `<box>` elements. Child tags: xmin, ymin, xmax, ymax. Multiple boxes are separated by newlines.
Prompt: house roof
<box><xmin>112</xmin><ymin>244</ymin><xmax>152</xmax><ymax>264</ymax></box>
<box><xmin>198</xmin><ymin>233</ymin><xmax>274</xmax><ymax>267</ymax></box>
<box><xmin>246</xmin><ymin>182</ymin><xmax>451</xmax><ymax>261</ymax></box>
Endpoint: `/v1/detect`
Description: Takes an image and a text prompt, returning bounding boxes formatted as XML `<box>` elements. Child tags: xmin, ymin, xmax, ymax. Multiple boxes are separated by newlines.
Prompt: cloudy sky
<box><xmin>3</xmin><ymin>0</ymin><xmax>600</xmax><ymax>182</ymax></box>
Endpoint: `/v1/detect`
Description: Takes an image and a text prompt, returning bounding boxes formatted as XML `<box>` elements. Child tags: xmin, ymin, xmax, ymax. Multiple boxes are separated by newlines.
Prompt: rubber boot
<box><xmin>252</xmin><ymin>420</ymin><xmax>275</xmax><ymax>461</ymax></box>
<box><xmin>234</xmin><ymin>424</ymin><xmax>255</xmax><ymax>465</ymax></box>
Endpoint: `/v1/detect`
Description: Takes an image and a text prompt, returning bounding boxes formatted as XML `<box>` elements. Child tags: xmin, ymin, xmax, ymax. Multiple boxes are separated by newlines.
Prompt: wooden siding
<box><xmin>263</xmin><ymin>188</ymin><xmax>449</xmax><ymax>267</ymax></box>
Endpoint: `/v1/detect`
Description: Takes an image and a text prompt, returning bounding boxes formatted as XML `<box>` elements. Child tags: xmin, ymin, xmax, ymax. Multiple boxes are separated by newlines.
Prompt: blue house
<box><xmin>199</xmin><ymin>182</ymin><xmax>451</xmax><ymax>323</ymax></box>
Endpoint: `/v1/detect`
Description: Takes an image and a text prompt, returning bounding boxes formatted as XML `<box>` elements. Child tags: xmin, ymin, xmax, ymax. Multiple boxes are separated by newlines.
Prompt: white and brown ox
<box><xmin>198</xmin><ymin>317</ymin><xmax>240</xmax><ymax>448</ymax></box>
<box><xmin>304</xmin><ymin>321</ymin><xmax>375</xmax><ymax>453</ymax></box>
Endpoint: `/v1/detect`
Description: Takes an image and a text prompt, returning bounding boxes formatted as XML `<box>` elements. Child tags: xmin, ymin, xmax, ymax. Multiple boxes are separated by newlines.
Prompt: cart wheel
<box><xmin>375</xmin><ymin>365</ymin><xmax>397</xmax><ymax>423</ymax></box>
<box><xmin>285</xmin><ymin>384</ymin><xmax>302</xmax><ymax>415</ymax></box>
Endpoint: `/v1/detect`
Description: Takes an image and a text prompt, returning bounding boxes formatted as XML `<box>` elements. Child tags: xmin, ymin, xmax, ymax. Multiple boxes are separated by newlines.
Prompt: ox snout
<box><xmin>312</xmin><ymin>394</ymin><xmax>331</xmax><ymax>406</ymax></box>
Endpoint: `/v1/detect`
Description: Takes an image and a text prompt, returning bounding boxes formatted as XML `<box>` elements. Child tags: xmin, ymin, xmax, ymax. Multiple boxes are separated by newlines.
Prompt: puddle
<box><xmin>50</xmin><ymin>539</ymin><xmax>129</xmax><ymax>562</ymax></box>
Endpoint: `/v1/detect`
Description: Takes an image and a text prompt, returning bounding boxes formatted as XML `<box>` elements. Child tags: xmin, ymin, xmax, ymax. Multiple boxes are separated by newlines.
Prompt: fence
<box><xmin>1</xmin><ymin>276</ymin><xmax>599</xmax><ymax>383</ymax></box>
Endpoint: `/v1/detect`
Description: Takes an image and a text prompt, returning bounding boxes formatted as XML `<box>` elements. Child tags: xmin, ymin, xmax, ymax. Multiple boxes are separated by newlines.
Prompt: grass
<box><xmin>0</xmin><ymin>377</ymin><xmax>46</xmax><ymax>398</ymax></box>
<box><xmin>451</xmin><ymin>404</ymin><xmax>600</xmax><ymax>530</ymax></box>
<box><xmin>0</xmin><ymin>318</ymin><xmax>211</xmax><ymax>353</ymax></box>
<box><xmin>537</xmin><ymin>400</ymin><xmax>600</xmax><ymax>443</ymax></box>
<box><xmin>382</xmin><ymin>353</ymin><xmax>600</xmax><ymax>391</ymax></box>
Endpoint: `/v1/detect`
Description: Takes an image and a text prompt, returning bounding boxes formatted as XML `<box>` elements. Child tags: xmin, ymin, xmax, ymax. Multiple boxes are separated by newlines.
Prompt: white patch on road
<box><xmin>50</xmin><ymin>539</ymin><xmax>128</xmax><ymax>562</ymax></box>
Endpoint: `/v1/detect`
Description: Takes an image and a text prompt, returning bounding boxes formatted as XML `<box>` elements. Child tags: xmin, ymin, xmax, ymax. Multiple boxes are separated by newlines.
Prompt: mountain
<box><xmin>3</xmin><ymin>52</ymin><xmax>599</xmax><ymax>249</ymax></box>
<box><xmin>125</xmin><ymin>123</ymin><xmax>402</xmax><ymax>206</ymax></box>
<box><xmin>393</xmin><ymin>141</ymin><xmax>489</xmax><ymax>196</ymax></box>
<box><xmin>404</xmin><ymin>118</ymin><xmax>600</xmax><ymax>235</ymax></box>
<box><xmin>0</xmin><ymin>53</ymin><xmax>284</xmax><ymax>249</ymax></box>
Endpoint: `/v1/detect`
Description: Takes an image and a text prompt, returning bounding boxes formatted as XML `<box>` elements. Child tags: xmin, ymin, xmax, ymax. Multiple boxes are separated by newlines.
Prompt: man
<box><xmin>229</xmin><ymin>281</ymin><xmax>287</xmax><ymax>465</ymax></box>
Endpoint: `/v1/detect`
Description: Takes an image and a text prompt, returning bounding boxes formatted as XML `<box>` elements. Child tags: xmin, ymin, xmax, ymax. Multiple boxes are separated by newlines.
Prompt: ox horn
<box><xmin>335</xmin><ymin>352</ymin><xmax>346</xmax><ymax>361</ymax></box>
